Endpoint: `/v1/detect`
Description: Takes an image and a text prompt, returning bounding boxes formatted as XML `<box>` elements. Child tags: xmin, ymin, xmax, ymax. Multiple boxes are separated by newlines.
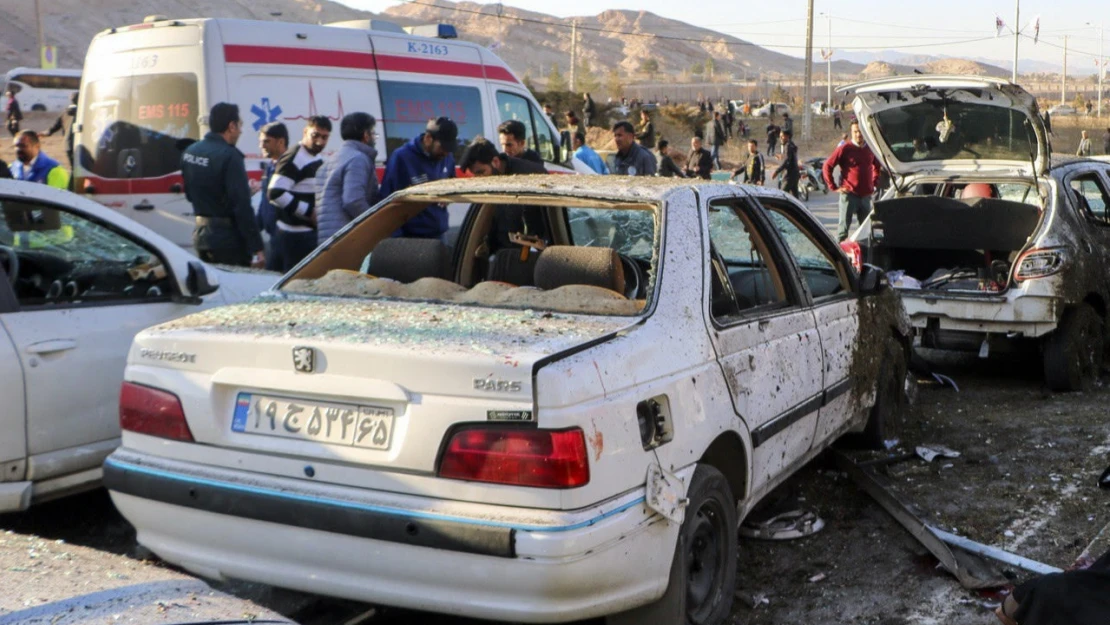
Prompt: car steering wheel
<box><xmin>618</xmin><ymin>254</ymin><xmax>645</xmax><ymax>300</ymax></box>
<box><xmin>0</xmin><ymin>245</ymin><xmax>18</xmax><ymax>286</ymax></box>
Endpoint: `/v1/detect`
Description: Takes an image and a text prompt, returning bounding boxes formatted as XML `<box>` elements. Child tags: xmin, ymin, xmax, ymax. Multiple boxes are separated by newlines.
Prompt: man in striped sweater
<box><xmin>267</xmin><ymin>115</ymin><xmax>331</xmax><ymax>271</ymax></box>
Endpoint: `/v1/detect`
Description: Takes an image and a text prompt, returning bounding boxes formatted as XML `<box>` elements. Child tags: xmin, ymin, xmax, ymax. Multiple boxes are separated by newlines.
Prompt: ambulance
<box><xmin>73</xmin><ymin>17</ymin><xmax>569</xmax><ymax>249</ymax></box>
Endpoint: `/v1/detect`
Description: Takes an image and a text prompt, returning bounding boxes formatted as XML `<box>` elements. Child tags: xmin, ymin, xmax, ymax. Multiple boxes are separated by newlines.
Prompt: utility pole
<box><xmin>824</xmin><ymin>13</ymin><xmax>832</xmax><ymax>112</ymax></box>
<box><xmin>802</xmin><ymin>0</ymin><xmax>814</xmax><ymax>140</ymax></box>
<box><xmin>1099</xmin><ymin>23</ymin><xmax>1104</xmax><ymax>118</ymax></box>
<box><xmin>34</xmin><ymin>0</ymin><xmax>45</xmax><ymax>68</ymax></box>
<box><xmin>570</xmin><ymin>20</ymin><xmax>578</xmax><ymax>93</ymax></box>
<box><xmin>1061</xmin><ymin>35</ymin><xmax>1067</xmax><ymax>105</ymax></box>
<box><xmin>1012</xmin><ymin>0</ymin><xmax>1019</xmax><ymax>83</ymax></box>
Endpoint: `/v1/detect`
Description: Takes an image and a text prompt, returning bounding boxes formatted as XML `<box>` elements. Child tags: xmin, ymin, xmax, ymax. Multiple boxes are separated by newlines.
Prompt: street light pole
<box><xmin>1061</xmin><ymin>35</ymin><xmax>1067</xmax><ymax>105</ymax></box>
<box><xmin>34</xmin><ymin>0</ymin><xmax>45</xmax><ymax>68</ymax></box>
<box><xmin>803</xmin><ymin>0</ymin><xmax>814</xmax><ymax>140</ymax></box>
<box><xmin>1012</xmin><ymin>0</ymin><xmax>1019</xmax><ymax>83</ymax></box>
<box><xmin>826</xmin><ymin>14</ymin><xmax>832</xmax><ymax>111</ymax></box>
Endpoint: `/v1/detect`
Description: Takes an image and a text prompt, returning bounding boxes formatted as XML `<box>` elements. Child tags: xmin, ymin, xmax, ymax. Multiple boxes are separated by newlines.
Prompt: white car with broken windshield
<box><xmin>841</xmin><ymin>76</ymin><xmax>1110</xmax><ymax>391</ymax></box>
<box><xmin>0</xmin><ymin>180</ymin><xmax>274</xmax><ymax>513</ymax></box>
<box><xmin>105</xmin><ymin>177</ymin><xmax>908</xmax><ymax>624</ymax></box>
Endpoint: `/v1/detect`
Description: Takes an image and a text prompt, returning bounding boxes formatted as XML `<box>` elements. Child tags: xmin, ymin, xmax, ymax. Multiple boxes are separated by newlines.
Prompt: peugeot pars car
<box><xmin>104</xmin><ymin>177</ymin><xmax>908</xmax><ymax>624</ymax></box>
<box><xmin>0</xmin><ymin>180</ymin><xmax>275</xmax><ymax>513</ymax></box>
<box><xmin>841</xmin><ymin>76</ymin><xmax>1110</xmax><ymax>391</ymax></box>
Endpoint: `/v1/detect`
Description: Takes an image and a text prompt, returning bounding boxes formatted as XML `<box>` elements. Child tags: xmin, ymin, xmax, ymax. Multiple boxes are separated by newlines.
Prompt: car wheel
<box><xmin>856</xmin><ymin>337</ymin><xmax>907</xmax><ymax>449</ymax></box>
<box><xmin>1043</xmin><ymin>303</ymin><xmax>1103</xmax><ymax>392</ymax></box>
<box><xmin>607</xmin><ymin>465</ymin><xmax>737</xmax><ymax>625</ymax></box>
<box><xmin>30</xmin><ymin>104</ymin><xmax>46</xmax><ymax>112</ymax></box>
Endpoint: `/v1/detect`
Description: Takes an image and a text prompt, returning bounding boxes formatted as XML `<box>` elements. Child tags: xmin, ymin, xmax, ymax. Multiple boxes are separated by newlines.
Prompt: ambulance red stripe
<box><xmin>221</xmin><ymin>45</ymin><xmax>518</xmax><ymax>84</ymax></box>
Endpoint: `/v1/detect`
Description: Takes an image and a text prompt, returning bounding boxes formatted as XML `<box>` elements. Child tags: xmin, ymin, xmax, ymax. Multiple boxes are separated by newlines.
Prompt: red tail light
<box><xmin>438</xmin><ymin>427</ymin><xmax>590</xmax><ymax>489</ymax></box>
<box><xmin>840</xmin><ymin>239</ymin><xmax>862</xmax><ymax>273</ymax></box>
<box><xmin>119</xmin><ymin>382</ymin><xmax>194</xmax><ymax>442</ymax></box>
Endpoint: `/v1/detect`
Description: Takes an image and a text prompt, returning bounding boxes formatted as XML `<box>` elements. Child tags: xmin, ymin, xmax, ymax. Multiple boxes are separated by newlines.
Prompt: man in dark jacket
<box><xmin>685</xmin><ymin>135</ymin><xmax>713</xmax><ymax>180</ymax></box>
<box><xmin>765</xmin><ymin>122</ymin><xmax>780</xmax><ymax>157</ymax></box>
<box><xmin>498</xmin><ymin>119</ymin><xmax>542</xmax><ymax>164</ymax></box>
<box><xmin>266</xmin><ymin>115</ymin><xmax>331</xmax><ymax>271</ymax></box>
<box><xmin>181</xmin><ymin>102</ymin><xmax>265</xmax><ymax>268</ymax></box>
<box><xmin>459</xmin><ymin>138</ymin><xmax>547</xmax><ymax>252</ymax></box>
<box><xmin>316</xmin><ymin>112</ymin><xmax>379</xmax><ymax>244</ymax></box>
<box><xmin>708</xmin><ymin>111</ymin><xmax>727</xmax><ymax>170</ymax></box>
<box><xmin>45</xmin><ymin>92</ymin><xmax>77</xmax><ymax>170</ymax></box>
<box><xmin>380</xmin><ymin>116</ymin><xmax>458</xmax><ymax>239</ymax></box>
<box><xmin>5</xmin><ymin>90</ymin><xmax>21</xmax><ymax>137</ymax></box>
<box><xmin>636</xmin><ymin>110</ymin><xmax>656</xmax><ymax>149</ymax></box>
<box><xmin>732</xmin><ymin>139</ymin><xmax>764</xmax><ymax>185</ymax></box>
<box><xmin>609</xmin><ymin>121</ymin><xmax>657</xmax><ymax>176</ymax></box>
<box><xmin>656</xmin><ymin>139</ymin><xmax>685</xmax><ymax>178</ymax></box>
<box><xmin>772</xmin><ymin>130</ymin><xmax>800</xmax><ymax>199</ymax></box>
<box><xmin>583</xmin><ymin>93</ymin><xmax>598</xmax><ymax>128</ymax></box>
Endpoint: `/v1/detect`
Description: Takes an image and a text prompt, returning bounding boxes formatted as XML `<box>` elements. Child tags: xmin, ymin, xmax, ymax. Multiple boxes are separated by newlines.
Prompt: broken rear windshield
<box><xmin>873</xmin><ymin>101</ymin><xmax>1037</xmax><ymax>164</ymax></box>
<box><xmin>281</xmin><ymin>198</ymin><xmax>660</xmax><ymax>317</ymax></box>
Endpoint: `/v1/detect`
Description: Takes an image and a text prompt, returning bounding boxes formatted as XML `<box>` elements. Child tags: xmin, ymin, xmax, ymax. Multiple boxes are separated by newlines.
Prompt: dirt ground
<box><xmin>731</xmin><ymin>349</ymin><xmax>1110</xmax><ymax>625</ymax></box>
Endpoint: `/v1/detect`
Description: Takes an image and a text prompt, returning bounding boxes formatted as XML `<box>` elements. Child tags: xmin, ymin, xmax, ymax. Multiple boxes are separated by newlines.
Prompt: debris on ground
<box><xmin>916</xmin><ymin>444</ymin><xmax>962</xmax><ymax>463</ymax></box>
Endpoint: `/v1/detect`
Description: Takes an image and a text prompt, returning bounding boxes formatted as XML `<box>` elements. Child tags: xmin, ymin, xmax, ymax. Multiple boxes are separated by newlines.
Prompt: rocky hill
<box><xmin>0</xmin><ymin>0</ymin><xmax>1008</xmax><ymax>85</ymax></box>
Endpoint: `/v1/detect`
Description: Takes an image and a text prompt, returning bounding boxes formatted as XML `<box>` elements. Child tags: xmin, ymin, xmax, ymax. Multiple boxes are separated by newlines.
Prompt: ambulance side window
<box><xmin>496</xmin><ymin>92</ymin><xmax>556</xmax><ymax>164</ymax></box>
<box><xmin>378</xmin><ymin>81</ymin><xmax>482</xmax><ymax>161</ymax></box>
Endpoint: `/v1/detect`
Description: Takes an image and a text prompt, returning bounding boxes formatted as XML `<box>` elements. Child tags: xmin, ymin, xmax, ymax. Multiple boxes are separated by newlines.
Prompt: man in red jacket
<box><xmin>824</xmin><ymin>121</ymin><xmax>882</xmax><ymax>241</ymax></box>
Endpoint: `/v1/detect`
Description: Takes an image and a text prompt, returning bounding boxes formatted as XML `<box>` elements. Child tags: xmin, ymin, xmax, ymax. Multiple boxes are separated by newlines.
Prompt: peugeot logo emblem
<box><xmin>292</xmin><ymin>346</ymin><xmax>315</xmax><ymax>373</ymax></box>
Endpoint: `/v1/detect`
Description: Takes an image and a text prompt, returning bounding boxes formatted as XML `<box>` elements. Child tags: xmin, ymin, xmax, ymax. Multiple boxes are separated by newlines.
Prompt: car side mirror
<box><xmin>186</xmin><ymin>260</ymin><xmax>218</xmax><ymax>298</ymax></box>
<box><xmin>859</xmin><ymin>263</ymin><xmax>888</xmax><ymax>294</ymax></box>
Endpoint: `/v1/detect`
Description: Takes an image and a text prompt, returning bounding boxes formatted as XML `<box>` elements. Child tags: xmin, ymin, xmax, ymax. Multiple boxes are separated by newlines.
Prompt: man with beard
<box><xmin>267</xmin><ymin>115</ymin><xmax>331</xmax><ymax>271</ymax></box>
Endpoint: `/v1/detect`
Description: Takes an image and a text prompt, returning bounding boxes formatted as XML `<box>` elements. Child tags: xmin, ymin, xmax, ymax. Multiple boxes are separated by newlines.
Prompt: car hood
<box><xmin>840</xmin><ymin>76</ymin><xmax>1048</xmax><ymax>179</ymax></box>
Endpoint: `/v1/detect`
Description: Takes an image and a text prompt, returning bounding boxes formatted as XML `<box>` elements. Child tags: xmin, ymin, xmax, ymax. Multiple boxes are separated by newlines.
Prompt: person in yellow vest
<box><xmin>10</xmin><ymin>130</ymin><xmax>69</xmax><ymax>190</ymax></box>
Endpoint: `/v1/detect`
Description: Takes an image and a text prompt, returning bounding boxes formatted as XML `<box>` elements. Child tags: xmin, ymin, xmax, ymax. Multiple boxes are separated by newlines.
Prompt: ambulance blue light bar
<box><xmin>405</xmin><ymin>24</ymin><xmax>458</xmax><ymax>39</ymax></box>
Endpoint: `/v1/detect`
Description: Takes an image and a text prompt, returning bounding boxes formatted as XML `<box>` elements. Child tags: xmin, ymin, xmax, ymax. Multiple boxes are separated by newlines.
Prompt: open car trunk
<box><xmin>864</xmin><ymin>196</ymin><xmax>1042</xmax><ymax>294</ymax></box>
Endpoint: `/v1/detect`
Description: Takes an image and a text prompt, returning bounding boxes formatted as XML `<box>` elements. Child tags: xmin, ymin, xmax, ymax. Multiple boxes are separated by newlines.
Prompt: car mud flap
<box><xmin>645</xmin><ymin>463</ymin><xmax>687</xmax><ymax>525</ymax></box>
<box><xmin>833</xmin><ymin>451</ymin><xmax>1011</xmax><ymax>589</ymax></box>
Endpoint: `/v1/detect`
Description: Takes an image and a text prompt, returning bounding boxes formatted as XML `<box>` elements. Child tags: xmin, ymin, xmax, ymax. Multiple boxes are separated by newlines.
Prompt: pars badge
<box><xmin>292</xmin><ymin>346</ymin><xmax>316</xmax><ymax>373</ymax></box>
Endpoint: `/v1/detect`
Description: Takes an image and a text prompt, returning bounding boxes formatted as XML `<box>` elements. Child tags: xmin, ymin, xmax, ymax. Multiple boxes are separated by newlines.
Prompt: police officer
<box><xmin>181</xmin><ymin>102</ymin><xmax>265</xmax><ymax>268</ymax></box>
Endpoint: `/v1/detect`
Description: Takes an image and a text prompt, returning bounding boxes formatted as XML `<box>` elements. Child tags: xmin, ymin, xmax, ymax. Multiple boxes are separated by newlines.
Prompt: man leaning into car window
<box><xmin>459</xmin><ymin>138</ymin><xmax>547</xmax><ymax>253</ymax></box>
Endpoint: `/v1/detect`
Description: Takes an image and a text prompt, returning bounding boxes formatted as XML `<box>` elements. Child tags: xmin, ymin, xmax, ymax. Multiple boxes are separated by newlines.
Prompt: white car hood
<box><xmin>840</xmin><ymin>76</ymin><xmax>1048</xmax><ymax>179</ymax></box>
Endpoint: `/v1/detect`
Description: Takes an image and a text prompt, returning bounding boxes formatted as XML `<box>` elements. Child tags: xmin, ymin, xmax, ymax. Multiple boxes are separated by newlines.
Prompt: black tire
<box><xmin>30</xmin><ymin>104</ymin><xmax>46</xmax><ymax>112</ymax></box>
<box><xmin>607</xmin><ymin>465</ymin><xmax>737</xmax><ymax>625</ymax></box>
<box><xmin>858</xmin><ymin>337</ymin><xmax>907</xmax><ymax>449</ymax></box>
<box><xmin>1043</xmin><ymin>303</ymin><xmax>1103</xmax><ymax>392</ymax></box>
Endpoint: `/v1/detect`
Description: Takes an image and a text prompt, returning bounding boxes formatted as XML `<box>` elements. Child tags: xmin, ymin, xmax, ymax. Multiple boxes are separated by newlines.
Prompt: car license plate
<box><xmin>231</xmin><ymin>393</ymin><xmax>394</xmax><ymax>450</ymax></box>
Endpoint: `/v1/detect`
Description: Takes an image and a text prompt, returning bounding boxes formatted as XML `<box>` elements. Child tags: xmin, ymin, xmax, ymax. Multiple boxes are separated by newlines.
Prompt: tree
<box><xmin>522</xmin><ymin>71</ymin><xmax>535</xmax><ymax>94</ymax></box>
<box><xmin>639</xmin><ymin>58</ymin><xmax>660</xmax><ymax>79</ymax></box>
<box><xmin>705</xmin><ymin>57</ymin><xmax>716</xmax><ymax>78</ymax></box>
<box><xmin>770</xmin><ymin>85</ymin><xmax>792</xmax><ymax>104</ymax></box>
<box><xmin>605</xmin><ymin>69</ymin><xmax>624</xmax><ymax>100</ymax></box>
<box><xmin>691</xmin><ymin>61</ymin><xmax>704</xmax><ymax>76</ymax></box>
<box><xmin>546</xmin><ymin>63</ymin><xmax>568</xmax><ymax>93</ymax></box>
<box><xmin>576</xmin><ymin>60</ymin><xmax>601</xmax><ymax>95</ymax></box>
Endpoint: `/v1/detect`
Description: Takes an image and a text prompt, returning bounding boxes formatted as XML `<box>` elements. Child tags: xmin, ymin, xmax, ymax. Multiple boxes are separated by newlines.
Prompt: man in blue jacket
<box><xmin>380</xmin><ymin>117</ymin><xmax>457</xmax><ymax>239</ymax></box>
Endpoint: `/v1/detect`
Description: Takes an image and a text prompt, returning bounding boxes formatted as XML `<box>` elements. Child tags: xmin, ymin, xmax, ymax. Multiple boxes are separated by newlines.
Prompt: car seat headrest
<box><xmin>367</xmin><ymin>237</ymin><xmax>448</xmax><ymax>283</ymax></box>
<box><xmin>534</xmin><ymin>246</ymin><xmax>626</xmax><ymax>295</ymax></box>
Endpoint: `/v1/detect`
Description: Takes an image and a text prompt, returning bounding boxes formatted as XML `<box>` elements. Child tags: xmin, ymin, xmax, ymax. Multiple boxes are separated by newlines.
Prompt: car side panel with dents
<box><xmin>533</xmin><ymin>186</ymin><xmax>736</xmax><ymax>510</ymax></box>
<box><xmin>0</xmin><ymin>313</ymin><xmax>27</xmax><ymax>488</ymax></box>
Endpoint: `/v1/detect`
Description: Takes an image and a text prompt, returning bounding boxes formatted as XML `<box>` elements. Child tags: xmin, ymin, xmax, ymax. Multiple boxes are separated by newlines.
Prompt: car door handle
<box><xmin>133</xmin><ymin>200</ymin><xmax>155</xmax><ymax>211</ymax></box>
<box><xmin>25</xmin><ymin>339</ymin><xmax>78</xmax><ymax>354</ymax></box>
<box><xmin>758</xmin><ymin>319</ymin><xmax>771</xmax><ymax>329</ymax></box>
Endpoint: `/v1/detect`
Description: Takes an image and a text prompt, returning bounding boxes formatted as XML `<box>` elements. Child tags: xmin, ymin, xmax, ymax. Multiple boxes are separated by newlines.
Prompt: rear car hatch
<box><xmin>130</xmin><ymin>295</ymin><xmax>634</xmax><ymax>475</ymax></box>
<box><xmin>840</xmin><ymin>76</ymin><xmax>1048</xmax><ymax>183</ymax></box>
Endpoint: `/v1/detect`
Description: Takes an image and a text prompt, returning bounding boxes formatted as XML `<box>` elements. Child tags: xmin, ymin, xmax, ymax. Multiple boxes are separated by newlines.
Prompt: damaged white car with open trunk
<box><xmin>841</xmin><ymin>76</ymin><xmax>1110</xmax><ymax>391</ymax></box>
<box><xmin>104</xmin><ymin>177</ymin><xmax>908</xmax><ymax>624</ymax></box>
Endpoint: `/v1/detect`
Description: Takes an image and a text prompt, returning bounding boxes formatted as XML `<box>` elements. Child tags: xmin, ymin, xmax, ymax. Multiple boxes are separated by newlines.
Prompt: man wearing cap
<box><xmin>380</xmin><ymin>116</ymin><xmax>458</xmax><ymax>239</ymax></box>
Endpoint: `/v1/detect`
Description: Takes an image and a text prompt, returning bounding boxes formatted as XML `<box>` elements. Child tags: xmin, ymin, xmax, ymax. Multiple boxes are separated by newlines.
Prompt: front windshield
<box><xmin>873</xmin><ymin>100</ymin><xmax>1038</xmax><ymax>164</ymax></box>
<box><xmin>281</xmin><ymin>198</ymin><xmax>660</xmax><ymax>317</ymax></box>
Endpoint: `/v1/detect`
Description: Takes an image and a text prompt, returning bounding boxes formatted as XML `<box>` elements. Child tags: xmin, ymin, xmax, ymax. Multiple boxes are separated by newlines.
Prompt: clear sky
<box><xmin>333</xmin><ymin>0</ymin><xmax>1107</xmax><ymax>69</ymax></box>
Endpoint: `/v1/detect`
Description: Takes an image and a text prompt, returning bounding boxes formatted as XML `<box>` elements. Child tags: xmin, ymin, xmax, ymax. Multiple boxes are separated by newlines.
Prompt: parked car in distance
<box><xmin>1047</xmin><ymin>103</ymin><xmax>1078</xmax><ymax>116</ymax></box>
<box><xmin>753</xmin><ymin>102</ymin><xmax>792</xmax><ymax>117</ymax></box>
<box><xmin>841</xmin><ymin>75</ymin><xmax>1110</xmax><ymax>391</ymax></box>
<box><xmin>0</xmin><ymin>180</ymin><xmax>276</xmax><ymax>513</ymax></box>
<box><xmin>106</xmin><ymin>176</ymin><xmax>909</xmax><ymax>625</ymax></box>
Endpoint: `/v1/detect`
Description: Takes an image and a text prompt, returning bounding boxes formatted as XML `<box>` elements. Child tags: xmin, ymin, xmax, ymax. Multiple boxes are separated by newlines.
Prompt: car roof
<box><xmin>1049</xmin><ymin>154</ymin><xmax>1109</xmax><ymax>170</ymax></box>
<box><xmin>395</xmin><ymin>175</ymin><xmax>741</xmax><ymax>203</ymax></box>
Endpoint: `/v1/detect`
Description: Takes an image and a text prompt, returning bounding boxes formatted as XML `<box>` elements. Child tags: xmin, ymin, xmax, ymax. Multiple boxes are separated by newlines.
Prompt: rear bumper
<box><xmin>105</xmin><ymin>450</ymin><xmax>677</xmax><ymax>622</ymax></box>
<box><xmin>901</xmin><ymin>291</ymin><xmax>1060</xmax><ymax>337</ymax></box>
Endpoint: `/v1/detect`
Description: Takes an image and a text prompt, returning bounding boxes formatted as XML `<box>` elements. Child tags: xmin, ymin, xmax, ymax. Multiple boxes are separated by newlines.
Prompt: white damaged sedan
<box><xmin>0</xmin><ymin>180</ymin><xmax>275</xmax><ymax>512</ymax></box>
<box><xmin>105</xmin><ymin>177</ymin><xmax>909</xmax><ymax>624</ymax></box>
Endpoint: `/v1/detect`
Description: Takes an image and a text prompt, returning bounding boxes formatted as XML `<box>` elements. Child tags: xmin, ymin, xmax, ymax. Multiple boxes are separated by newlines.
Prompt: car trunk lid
<box><xmin>130</xmin><ymin>295</ymin><xmax>634</xmax><ymax>475</ymax></box>
<box><xmin>841</xmin><ymin>76</ymin><xmax>1048</xmax><ymax>182</ymax></box>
